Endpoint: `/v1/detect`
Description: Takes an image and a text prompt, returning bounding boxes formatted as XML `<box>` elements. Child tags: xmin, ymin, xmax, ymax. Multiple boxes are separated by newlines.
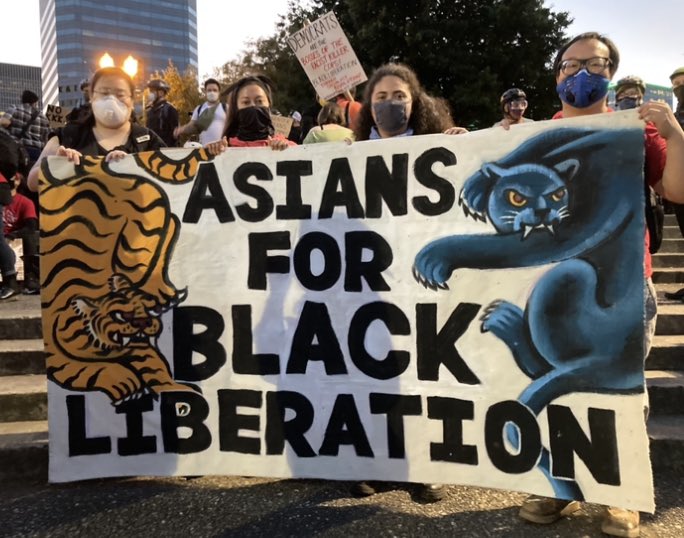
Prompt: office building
<box><xmin>0</xmin><ymin>63</ymin><xmax>42</xmax><ymax>112</ymax></box>
<box><xmin>39</xmin><ymin>0</ymin><xmax>198</xmax><ymax>107</ymax></box>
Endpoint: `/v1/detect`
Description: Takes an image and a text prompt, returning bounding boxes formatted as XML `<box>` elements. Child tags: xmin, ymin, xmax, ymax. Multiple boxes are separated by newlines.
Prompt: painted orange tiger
<box><xmin>39</xmin><ymin>149</ymin><xmax>211</xmax><ymax>403</ymax></box>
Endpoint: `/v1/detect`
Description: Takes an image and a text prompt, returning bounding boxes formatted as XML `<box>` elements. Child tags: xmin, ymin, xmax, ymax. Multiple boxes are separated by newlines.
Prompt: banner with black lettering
<box><xmin>40</xmin><ymin>111</ymin><xmax>654</xmax><ymax>512</ymax></box>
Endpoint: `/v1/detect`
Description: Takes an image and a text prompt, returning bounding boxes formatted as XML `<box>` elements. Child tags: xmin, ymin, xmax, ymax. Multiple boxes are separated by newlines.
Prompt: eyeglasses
<box><xmin>92</xmin><ymin>88</ymin><xmax>131</xmax><ymax>101</ymax></box>
<box><xmin>559</xmin><ymin>57</ymin><xmax>612</xmax><ymax>76</ymax></box>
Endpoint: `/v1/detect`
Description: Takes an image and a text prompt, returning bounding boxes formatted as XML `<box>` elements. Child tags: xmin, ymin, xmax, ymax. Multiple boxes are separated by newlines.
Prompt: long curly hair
<box><xmin>353</xmin><ymin>63</ymin><xmax>454</xmax><ymax>141</ymax></box>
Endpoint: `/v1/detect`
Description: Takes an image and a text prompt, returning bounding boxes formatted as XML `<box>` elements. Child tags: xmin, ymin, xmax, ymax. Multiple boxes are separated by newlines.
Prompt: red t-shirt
<box><xmin>3</xmin><ymin>193</ymin><xmax>37</xmax><ymax>235</ymax></box>
<box><xmin>552</xmin><ymin>111</ymin><xmax>667</xmax><ymax>277</ymax></box>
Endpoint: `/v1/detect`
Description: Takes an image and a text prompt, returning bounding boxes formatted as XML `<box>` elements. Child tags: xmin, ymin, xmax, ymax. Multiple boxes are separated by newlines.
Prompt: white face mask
<box><xmin>91</xmin><ymin>95</ymin><xmax>130</xmax><ymax>128</ymax></box>
<box><xmin>206</xmin><ymin>90</ymin><xmax>219</xmax><ymax>103</ymax></box>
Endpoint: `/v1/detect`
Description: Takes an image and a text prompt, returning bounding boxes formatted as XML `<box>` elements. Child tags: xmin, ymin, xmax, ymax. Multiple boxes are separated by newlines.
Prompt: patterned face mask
<box><xmin>556</xmin><ymin>69</ymin><xmax>610</xmax><ymax>108</ymax></box>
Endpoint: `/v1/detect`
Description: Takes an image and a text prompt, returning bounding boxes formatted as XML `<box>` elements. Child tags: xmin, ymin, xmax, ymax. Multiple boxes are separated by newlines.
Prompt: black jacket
<box><xmin>146</xmin><ymin>99</ymin><xmax>179</xmax><ymax>147</ymax></box>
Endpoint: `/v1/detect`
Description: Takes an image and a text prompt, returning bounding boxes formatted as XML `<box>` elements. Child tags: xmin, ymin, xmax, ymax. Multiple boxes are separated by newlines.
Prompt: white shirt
<box><xmin>192</xmin><ymin>101</ymin><xmax>227</xmax><ymax>145</ymax></box>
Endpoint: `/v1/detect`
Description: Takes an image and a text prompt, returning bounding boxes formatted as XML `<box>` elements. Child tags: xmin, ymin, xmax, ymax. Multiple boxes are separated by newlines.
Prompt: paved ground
<box><xmin>1</xmin><ymin>471</ymin><xmax>683</xmax><ymax>537</ymax></box>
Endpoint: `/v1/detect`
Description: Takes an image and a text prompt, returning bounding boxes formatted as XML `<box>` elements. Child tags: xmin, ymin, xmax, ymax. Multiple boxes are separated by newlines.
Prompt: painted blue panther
<box><xmin>413</xmin><ymin>127</ymin><xmax>646</xmax><ymax>499</ymax></box>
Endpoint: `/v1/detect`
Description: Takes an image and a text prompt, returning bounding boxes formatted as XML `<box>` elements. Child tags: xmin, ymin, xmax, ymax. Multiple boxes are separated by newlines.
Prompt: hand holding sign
<box><xmin>287</xmin><ymin>12</ymin><xmax>367</xmax><ymax>101</ymax></box>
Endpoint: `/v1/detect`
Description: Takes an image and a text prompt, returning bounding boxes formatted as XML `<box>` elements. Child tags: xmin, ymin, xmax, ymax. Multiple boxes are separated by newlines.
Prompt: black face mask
<box><xmin>236</xmin><ymin>106</ymin><xmax>273</xmax><ymax>141</ymax></box>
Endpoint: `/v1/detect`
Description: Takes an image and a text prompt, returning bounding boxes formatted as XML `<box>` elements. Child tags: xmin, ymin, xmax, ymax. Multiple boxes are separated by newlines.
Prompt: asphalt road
<box><xmin>1</xmin><ymin>471</ymin><xmax>683</xmax><ymax>537</ymax></box>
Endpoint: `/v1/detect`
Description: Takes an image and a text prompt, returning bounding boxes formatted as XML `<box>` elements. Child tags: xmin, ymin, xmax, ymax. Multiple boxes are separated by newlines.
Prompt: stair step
<box><xmin>653</xmin><ymin>253</ymin><xmax>684</xmax><ymax>268</ymax></box>
<box><xmin>657</xmin><ymin>238</ymin><xmax>684</xmax><ymax>254</ymax></box>
<box><xmin>0</xmin><ymin>339</ymin><xmax>45</xmax><ymax>376</ymax></box>
<box><xmin>655</xmin><ymin>303</ymin><xmax>684</xmax><ymax>335</ymax></box>
<box><xmin>662</xmin><ymin>225</ymin><xmax>682</xmax><ymax>239</ymax></box>
<box><xmin>0</xmin><ymin>296</ymin><xmax>42</xmax><ymax>340</ymax></box>
<box><xmin>652</xmin><ymin>267</ymin><xmax>684</xmax><ymax>283</ymax></box>
<box><xmin>664</xmin><ymin>214</ymin><xmax>678</xmax><ymax>226</ymax></box>
<box><xmin>0</xmin><ymin>421</ymin><xmax>48</xmax><ymax>482</ymax></box>
<box><xmin>645</xmin><ymin>370</ymin><xmax>684</xmax><ymax>416</ymax></box>
<box><xmin>0</xmin><ymin>375</ymin><xmax>48</xmax><ymax>423</ymax></box>
<box><xmin>647</xmin><ymin>335</ymin><xmax>684</xmax><ymax>370</ymax></box>
<box><xmin>648</xmin><ymin>415</ymin><xmax>684</xmax><ymax>472</ymax></box>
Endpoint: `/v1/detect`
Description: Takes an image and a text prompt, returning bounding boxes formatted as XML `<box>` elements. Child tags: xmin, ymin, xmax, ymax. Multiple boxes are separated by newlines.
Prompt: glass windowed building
<box><xmin>0</xmin><ymin>63</ymin><xmax>42</xmax><ymax>112</ymax></box>
<box><xmin>39</xmin><ymin>0</ymin><xmax>198</xmax><ymax>107</ymax></box>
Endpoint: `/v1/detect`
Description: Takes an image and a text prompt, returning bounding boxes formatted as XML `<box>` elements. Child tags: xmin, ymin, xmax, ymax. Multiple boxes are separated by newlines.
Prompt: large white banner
<box><xmin>41</xmin><ymin>111</ymin><xmax>653</xmax><ymax>512</ymax></box>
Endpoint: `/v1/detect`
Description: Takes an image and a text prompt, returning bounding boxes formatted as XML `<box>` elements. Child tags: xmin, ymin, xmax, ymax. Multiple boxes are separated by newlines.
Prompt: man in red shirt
<box><xmin>516</xmin><ymin>32</ymin><xmax>684</xmax><ymax>538</ymax></box>
<box><xmin>3</xmin><ymin>173</ymin><xmax>39</xmax><ymax>294</ymax></box>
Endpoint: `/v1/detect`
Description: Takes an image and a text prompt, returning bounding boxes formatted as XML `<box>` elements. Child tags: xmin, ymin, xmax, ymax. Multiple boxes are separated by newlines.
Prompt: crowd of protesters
<box><xmin>2</xmin><ymin>29</ymin><xmax>684</xmax><ymax>537</ymax></box>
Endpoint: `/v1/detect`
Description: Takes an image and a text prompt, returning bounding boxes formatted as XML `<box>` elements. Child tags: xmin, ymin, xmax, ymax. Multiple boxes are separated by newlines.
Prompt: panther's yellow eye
<box><xmin>550</xmin><ymin>188</ymin><xmax>566</xmax><ymax>202</ymax></box>
<box><xmin>507</xmin><ymin>190</ymin><xmax>527</xmax><ymax>207</ymax></box>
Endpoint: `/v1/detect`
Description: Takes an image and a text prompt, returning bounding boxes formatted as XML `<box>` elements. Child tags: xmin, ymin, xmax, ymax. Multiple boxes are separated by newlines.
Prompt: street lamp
<box><xmin>99</xmin><ymin>52</ymin><xmax>115</xmax><ymax>69</ymax></box>
<box><xmin>122</xmin><ymin>55</ymin><xmax>138</xmax><ymax>78</ymax></box>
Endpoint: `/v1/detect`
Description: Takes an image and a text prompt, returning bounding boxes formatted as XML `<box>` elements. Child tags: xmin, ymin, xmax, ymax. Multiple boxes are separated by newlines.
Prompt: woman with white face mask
<box><xmin>27</xmin><ymin>67</ymin><xmax>165</xmax><ymax>192</ymax></box>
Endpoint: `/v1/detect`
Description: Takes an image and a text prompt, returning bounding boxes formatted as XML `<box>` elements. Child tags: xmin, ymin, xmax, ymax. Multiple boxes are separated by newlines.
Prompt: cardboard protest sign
<box><xmin>270</xmin><ymin>114</ymin><xmax>294</xmax><ymax>138</ymax></box>
<box><xmin>40</xmin><ymin>111</ymin><xmax>653</xmax><ymax>512</ymax></box>
<box><xmin>45</xmin><ymin>104</ymin><xmax>72</xmax><ymax>130</ymax></box>
<box><xmin>287</xmin><ymin>11</ymin><xmax>367</xmax><ymax>100</ymax></box>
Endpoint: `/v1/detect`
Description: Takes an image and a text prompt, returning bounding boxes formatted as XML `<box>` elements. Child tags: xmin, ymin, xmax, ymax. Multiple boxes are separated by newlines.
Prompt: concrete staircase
<box><xmin>0</xmin><ymin>294</ymin><xmax>47</xmax><ymax>481</ymax></box>
<box><xmin>1</xmin><ymin>217</ymin><xmax>684</xmax><ymax>482</ymax></box>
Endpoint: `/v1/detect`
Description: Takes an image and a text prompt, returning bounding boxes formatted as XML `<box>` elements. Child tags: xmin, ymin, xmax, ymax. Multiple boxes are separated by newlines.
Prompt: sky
<box><xmin>1</xmin><ymin>0</ymin><xmax>683</xmax><ymax>87</ymax></box>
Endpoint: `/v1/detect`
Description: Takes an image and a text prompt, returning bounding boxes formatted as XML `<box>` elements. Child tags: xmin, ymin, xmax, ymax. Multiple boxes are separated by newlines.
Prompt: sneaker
<box><xmin>22</xmin><ymin>278</ymin><xmax>40</xmax><ymax>295</ymax></box>
<box><xmin>601</xmin><ymin>507</ymin><xmax>640</xmax><ymax>537</ymax></box>
<box><xmin>518</xmin><ymin>495</ymin><xmax>581</xmax><ymax>524</ymax></box>
<box><xmin>0</xmin><ymin>286</ymin><xmax>18</xmax><ymax>300</ymax></box>
<box><xmin>420</xmin><ymin>483</ymin><xmax>446</xmax><ymax>503</ymax></box>
<box><xmin>350</xmin><ymin>481</ymin><xmax>378</xmax><ymax>497</ymax></box>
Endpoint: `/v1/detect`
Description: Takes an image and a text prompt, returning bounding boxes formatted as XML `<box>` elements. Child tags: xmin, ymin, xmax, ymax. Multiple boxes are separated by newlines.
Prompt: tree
<box><xmin>244</xmin><ymin>0</ymin><xmax>572</xmax><ymax>129</ymax></box>
<box><xmin>211</xmin><ymin>47</ymin><xmax>261</xmax><ymax>89</ymax></box>
<box><xmin>154</xmin><ymin>61</ymin><xmax>203</xmax><ymax>123</ymax></box>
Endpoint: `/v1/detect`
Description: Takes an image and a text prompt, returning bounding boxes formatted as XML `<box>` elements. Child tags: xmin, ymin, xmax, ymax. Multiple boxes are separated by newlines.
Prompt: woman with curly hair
<box><xmin>353</xmin><ymin>63</ymin><xmax>466</xmax><ymax>141</ymax></box>
<box><xmin>351</xmin><ymin>63</ymin><xmax>464</xmax><ymax>503</ymax></box>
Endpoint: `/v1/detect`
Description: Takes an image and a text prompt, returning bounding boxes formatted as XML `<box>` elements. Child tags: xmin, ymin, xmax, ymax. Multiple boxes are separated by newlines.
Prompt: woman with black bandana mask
<box><xmin>205</xmin><ymin>75</ymin><xmax>296</xmax><ymax>153</ymax></box>
<box><xmin>353</xmin><ymin>63</ymin><xmax>467</xmax><ymax>143</ymax></box>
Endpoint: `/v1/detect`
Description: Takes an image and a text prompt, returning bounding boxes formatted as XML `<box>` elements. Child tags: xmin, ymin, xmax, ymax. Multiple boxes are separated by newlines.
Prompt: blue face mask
<box><xmin>616</xmin><ymin>97</ymin><xmax>640</xmax><ymax>110</ymax></box>
<box><xmin>556</xmin><ymin>69</ymin><xmax>610</xmax><ymax>108</ymax></box>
